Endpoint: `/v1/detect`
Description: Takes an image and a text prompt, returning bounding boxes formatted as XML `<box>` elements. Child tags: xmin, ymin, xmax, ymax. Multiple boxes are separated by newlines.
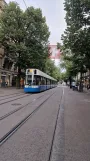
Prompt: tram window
<box><xmin>41</xmin><ymin>80</ymin><xmax>44</xmax><ymax>85</ymax></box>
<box><xmin>47</xmin><ymin>79</ymin><xmax>50</xmax><ymax>85</ymax></box>
<box><xmin>41</xmin><ymin>77</ymin><xmax>46</xmax><ymax>85</ymax></box>
<box><xmin>26</xmin><ymin>75</ymin><xmax>32</xmax><ymax>85</ymax></box>
<box><xmin>34</xmin><ymin>75</ymin><xmax>41</xmax><ymax>85</ymax></box>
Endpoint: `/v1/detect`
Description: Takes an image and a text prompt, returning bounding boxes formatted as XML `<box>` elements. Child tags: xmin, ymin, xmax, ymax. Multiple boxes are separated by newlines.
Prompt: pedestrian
<box><xmin>5</xmin><ymin>81</ymin><xmax>8</xmax><ymax>87</ymax></box>
<box><xmin>72</xmin><ymin>81</ymin><xmax>76</xmax><ymax>90</ymax></box>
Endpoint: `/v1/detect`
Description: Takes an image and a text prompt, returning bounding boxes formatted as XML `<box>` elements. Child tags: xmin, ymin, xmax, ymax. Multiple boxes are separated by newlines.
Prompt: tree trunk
<box><xmin>69</xmin><ymin>76</ymin><xmax>72</xmax><ymax>88</ymax></box>
<box><xmin>79</xmin><ymin>72</ymin><xmax>83</xmax><ymax>92</ymax></box>
<box><xmin>17</xmin><ymin>67</ymin><xmax>21</xmax><ymax>88</ymax></box>
<box><xmin>17</xmin><ymin>53</ymin><xmax>21</xmax><ymax>88</ymax></box>
<box><xmin>89</xmin><ymin>69</ymin><xmax>90</xmax><ymax>88</ymax></box>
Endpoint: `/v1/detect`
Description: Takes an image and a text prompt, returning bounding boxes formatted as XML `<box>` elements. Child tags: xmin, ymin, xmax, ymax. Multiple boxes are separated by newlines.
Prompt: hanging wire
<box><xmin>22</xmin><ymin>0</ymin><xmax>27</xmax><ymax>9</ymax></box>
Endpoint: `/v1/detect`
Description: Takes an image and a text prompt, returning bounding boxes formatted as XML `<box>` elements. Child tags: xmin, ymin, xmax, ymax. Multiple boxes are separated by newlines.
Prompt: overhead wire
<box><xmin>22</xmin><ymin>0</ymin><xmax>28</xmax><ymax>9</ymax></box>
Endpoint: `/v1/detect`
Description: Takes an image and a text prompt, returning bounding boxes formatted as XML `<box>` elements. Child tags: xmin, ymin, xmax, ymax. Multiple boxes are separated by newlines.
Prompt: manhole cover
<box><xmin>12</xmin><ymin>103</ymin><xmax>21</xmax><ymax>106</ymax></box>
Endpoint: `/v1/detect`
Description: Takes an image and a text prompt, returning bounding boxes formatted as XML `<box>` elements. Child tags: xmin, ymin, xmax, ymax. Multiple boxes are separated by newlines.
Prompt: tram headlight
<box><xmin>25</xmin><ymin>85</ymin><xmax>28</xmax><ymax>88</ymax></box>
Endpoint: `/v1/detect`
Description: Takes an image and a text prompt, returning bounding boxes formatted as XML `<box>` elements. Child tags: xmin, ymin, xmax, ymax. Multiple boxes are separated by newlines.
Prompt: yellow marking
<box><xmin>30</xmin><ymin>69</ymin><xmax>33</xmax><ymax>73</ymax></box>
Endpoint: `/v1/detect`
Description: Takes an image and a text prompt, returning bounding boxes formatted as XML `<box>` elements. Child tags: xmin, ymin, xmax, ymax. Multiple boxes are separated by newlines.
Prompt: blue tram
<box><xmin>24</xmin><ymin>69</ymin><xmax>57</xmax><ymax>93</ymax></box>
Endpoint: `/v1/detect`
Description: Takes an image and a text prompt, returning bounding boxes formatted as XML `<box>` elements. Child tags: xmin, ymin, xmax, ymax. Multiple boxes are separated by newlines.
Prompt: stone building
<box><xmin>0</xmin><ymin>0</ymin><xmax>6</xmax><ymax>13</ymax></box>
<box><xmin>0</xmin><ymin>0</ymin><xmax>17</xmax><ymax>87</ymax></box>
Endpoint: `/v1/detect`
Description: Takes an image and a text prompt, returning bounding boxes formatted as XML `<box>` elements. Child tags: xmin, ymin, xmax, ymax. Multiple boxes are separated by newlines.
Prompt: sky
<box><xmin>6</xmin><ymin>0</ymin><xmax>66</xmax><ymax>45</ymax></box>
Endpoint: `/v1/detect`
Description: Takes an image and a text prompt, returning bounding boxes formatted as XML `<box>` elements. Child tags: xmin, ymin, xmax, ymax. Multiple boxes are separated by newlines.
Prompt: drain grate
<box><xmin>12</xmin><ymin>103</ymin><xmax>21</xmax><ymax>106</ymax></box>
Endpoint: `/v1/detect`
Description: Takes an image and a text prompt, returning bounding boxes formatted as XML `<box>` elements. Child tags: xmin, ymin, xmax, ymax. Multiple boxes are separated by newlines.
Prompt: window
<box><xmin>26</xmin><ymin>75</ymin><xmax>32</xmax><ymax>85</ymax></box>
<box><xmin>34</xmin><ymin>75</ymin><xmax>41</xmax><ymax>85</ymax></box>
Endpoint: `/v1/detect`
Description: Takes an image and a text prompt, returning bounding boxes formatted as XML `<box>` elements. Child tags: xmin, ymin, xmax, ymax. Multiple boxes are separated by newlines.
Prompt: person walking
<box><xmin>72</xmin><ymin>81</ymin><xmax>76</xmax><ymax>90</ymax></box>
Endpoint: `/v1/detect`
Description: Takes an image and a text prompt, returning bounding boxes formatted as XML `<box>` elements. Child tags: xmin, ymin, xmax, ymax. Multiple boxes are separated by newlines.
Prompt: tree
<box><xmin>52</xmin><ymin>67</ymin><xmax>61</xmax><ymax>81</ymax></box>
<box><xmin>0</xmin><ymin>2</ymin><xmax>50</xmax><ymax>87</ymax></box>
<box><xmin>62</xmin><ymin>0</ymin><xmax>90</xmax><ymax>90</ymax></box>
<box><xmin>24</xmin><ymin>7</ymin><xmax>50</xmax><ymax>71</ymax></box>
<box><xmin>63</xmin><ymin>0</ymin><xmax>90</xmax><ymax>62</ymax></box>
<box><xmin>0</xmin><ymin>2</ymin><xmax>27</xmax><ymax>87</ymax></box>
<box><xmin>45</xmin><ymin>58</ymin><xmax>61</xmax><ymax>81</ymax></box>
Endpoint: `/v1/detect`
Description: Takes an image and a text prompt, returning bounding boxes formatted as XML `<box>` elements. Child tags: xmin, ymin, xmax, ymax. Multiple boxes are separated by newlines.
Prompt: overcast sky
<box><xmin>6</xmin><ymin>0</ymin><xmax>66</xmax><ymax>45</ymax></box>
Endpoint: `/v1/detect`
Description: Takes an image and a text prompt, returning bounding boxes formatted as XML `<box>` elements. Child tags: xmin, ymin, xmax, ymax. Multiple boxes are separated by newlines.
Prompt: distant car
<box><xmin>72</xmin><ymin>81</ymin><xmax>78</xmax><ymax>91</ymax></box>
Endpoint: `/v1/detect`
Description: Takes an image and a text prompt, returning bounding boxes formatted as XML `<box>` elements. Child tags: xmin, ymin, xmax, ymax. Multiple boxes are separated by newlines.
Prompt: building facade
<box><xmin>0</xmin><ymin>0</ymin><xmax>17</xmax><ymax>87</ymax></box>
<box><xmin>77</xmin><ymin>70</ymin><xmax>90</xmax><ymax>88</ymax></box>
<box><xmin>0</xmin><ymin>0</ymin><xmax>6</xmax><ymax>13</ymax></box>
<box><xmin>49</xmin><ymin>44</ymin><xmax>61</xmax><ymax>67</ymax></box>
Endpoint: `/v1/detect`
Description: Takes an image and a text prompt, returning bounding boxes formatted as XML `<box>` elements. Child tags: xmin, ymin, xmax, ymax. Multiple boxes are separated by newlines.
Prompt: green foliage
<box><xmin>53</xmin><ymin>67</ymin><xmax>61</xmax><ymax>81</ymax></box>
<box><xmin>45</xmin><ymin>59</ymin><xmax>61</xmax><ymax>81</ymax></box>
<box><xmin>0</xmin><ymin>2</ymin><xmax>50</xmax><ymax>71</ymax></box>
<box><xmin>62</xmin><ymin>0</ymin><xmax>90</xmax><ymax>79</ymax></box>
<box><xmin>0</xmin><ymin>2</ymin><xmax>28</xmax><ymax>70</ymax></box>
<box><xmin>60</xmin><ymin>72</ymin><xmax>67</xmax><ymax>81</ymax></box>
<box><xmin>57</xmin><ymin>42</ymin><xmax>63</xmax><ymax>51</ymax></box>
<box><xmin>24</xmin><ymin>7</ymin><xmax>50</xmax><ymax>70</ymax></box>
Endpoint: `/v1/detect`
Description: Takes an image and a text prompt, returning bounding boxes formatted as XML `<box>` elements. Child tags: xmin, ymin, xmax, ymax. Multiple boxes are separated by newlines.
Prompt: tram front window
<box><xmin>26</xmin><ymin>75</ymin><xmax>32</xmax><ymax>85</ymax></box>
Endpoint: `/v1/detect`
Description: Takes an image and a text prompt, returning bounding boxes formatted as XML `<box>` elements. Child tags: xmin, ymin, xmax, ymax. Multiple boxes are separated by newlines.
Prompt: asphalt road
<box><xmin>0</xmin><ymin>86</ymin><xmax>90</xmax><ymax>161</ymax></box>
<box><xmin>0</xmin><ymin>89</ymin><xmax>56</xmax><ymax>140</ymax></box>
<box><xmin>0</xmin><ymin>87</ymin><xmax>62</xmax><ymax>161</ymax></box>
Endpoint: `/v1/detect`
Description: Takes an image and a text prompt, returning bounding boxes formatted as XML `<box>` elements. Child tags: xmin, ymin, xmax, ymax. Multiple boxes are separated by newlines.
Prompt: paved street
<box><xmin>0</xmin><ymin>0</ymin><xmax>90</xmax><ymax>160</ymax></box>
<box><xmin>0</xmin><ymin>88</ymin><xmax>24</xmax><ymax>97</ymax></box>
<box><xmin>0</xmin><ymin>86</ymin><xmax>90</xmax><ymax>161</ymax></box>
<box><xmin>64</xmin><ymin>87</ymin><xmax>90</xmax><ymax>161</ymax></box>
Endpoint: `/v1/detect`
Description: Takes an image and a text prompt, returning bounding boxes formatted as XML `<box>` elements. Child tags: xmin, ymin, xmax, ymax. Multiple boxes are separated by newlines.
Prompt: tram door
<box><xmin>1</xmin><ymin>76</ymin><xmax>5</xmax><ymax>87</ymax></box>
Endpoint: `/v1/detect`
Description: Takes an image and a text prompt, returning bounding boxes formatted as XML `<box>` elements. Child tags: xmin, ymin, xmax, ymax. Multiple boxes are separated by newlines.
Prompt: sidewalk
<box><xmin>83</xmin><ymin>87</ymin><xmax>90</xmax><ymax>94</ymax></box>
<box><xmin>64</xmin><ymin>87</ymin><xmax>90</xmax><ymax>161</ymax></box>
<box><xmin>67</xmin><ymin>85</ymin><xmax>90</xmax><ymax>95</ymax></box>
<box><xmin>0</xmin><ymin>87</ymin><xmax>24</xmax><ymax>96</ymax></box>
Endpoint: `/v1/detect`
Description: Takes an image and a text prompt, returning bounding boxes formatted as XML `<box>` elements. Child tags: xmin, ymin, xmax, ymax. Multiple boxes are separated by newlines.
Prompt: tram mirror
<box><xmin>34</xmin><ymin>70</ymin><xmax>37</xmax><ymax>74</ymax></box>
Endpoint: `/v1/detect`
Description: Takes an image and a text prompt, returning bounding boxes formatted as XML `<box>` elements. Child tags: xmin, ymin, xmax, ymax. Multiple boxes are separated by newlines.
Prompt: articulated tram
<box><xmin>24</xmin><ymin>69</ymin><xmax>57</xmax><ymax>93</ymax></box>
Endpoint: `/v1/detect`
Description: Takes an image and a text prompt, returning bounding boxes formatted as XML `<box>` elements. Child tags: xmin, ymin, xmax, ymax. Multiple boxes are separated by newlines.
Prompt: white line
<box><xmin>33</xmin><ymin>99</ymin><xmax>36</xmax><ymax>101</ymax></box>
<box><xmin>63</xmin><ymin>88</ymin><xmax>64</xmax><ymax>96</ymax></box>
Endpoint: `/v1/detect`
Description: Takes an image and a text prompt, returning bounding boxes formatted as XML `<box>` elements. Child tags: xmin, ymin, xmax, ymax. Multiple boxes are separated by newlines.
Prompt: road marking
<box><xmin>33</xmin><ymin>99</ymin><xmax>36</xmax><ymax>101</ymax></box>
<box><xmin>63</xmin><ymin>88</ymin><xmax>64</xmax><ymax>96</ymax></box>
<box><xmin>83</xmin><ymin>99</ymin><xmax>90</xmax><ymax>103</ymax></box>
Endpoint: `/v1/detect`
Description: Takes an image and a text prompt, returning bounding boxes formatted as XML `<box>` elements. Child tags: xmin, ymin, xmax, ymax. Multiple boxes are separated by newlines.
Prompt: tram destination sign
<box><xmin>27</xmin><ymin>69</ymin><xmax>33</xmax><ymax>74</ymax></box>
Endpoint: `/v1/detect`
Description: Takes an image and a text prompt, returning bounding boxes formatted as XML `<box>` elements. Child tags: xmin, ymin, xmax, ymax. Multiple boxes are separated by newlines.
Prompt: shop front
<box><xmin>0</xmin><ymin>69</ymin><xmax>17</xmax><ymax>87</ymax></box>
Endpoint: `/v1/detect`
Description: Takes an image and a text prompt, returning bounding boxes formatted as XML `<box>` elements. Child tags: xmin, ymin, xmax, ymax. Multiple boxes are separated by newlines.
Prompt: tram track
<box><xmin>0</xmin><ymin>93</ymin><xmax>47</xmax><ymax>121</ymax></box>
<box><xmin>0</xmin><ymin>89</ymin><xmax>56</xmax><ymax>119</ymax></box>
<box><xmin>0</xmin><ymin>93</ymin><xmax>31</xmax><ymax>105</ymax></box>
<box><xmin>0</xmin><ymin>92</ymin><xmax>24</xmax><ymax>98</ymax></box>
<box><xmin>0</xmin><ymin>92</ymin><xmax>25</xmax><ymax>101</ymax></box>
<box><xmin>0</xmin><ymin>91</ymin><xmax>55</xmax><ymax>146</ymax></box>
